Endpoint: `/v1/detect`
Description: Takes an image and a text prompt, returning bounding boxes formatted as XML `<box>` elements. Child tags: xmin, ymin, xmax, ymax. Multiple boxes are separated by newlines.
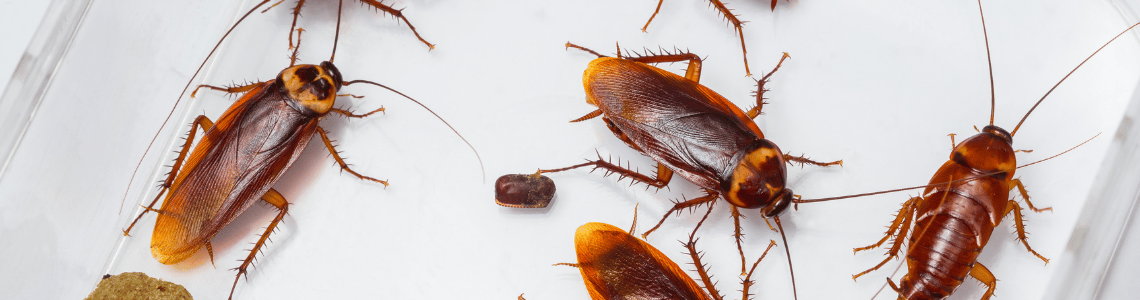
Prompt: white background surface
<box><xmin>0</xmin><ymin>0</ymin><xmax>1138</xmax><ymax>299</ymax></box>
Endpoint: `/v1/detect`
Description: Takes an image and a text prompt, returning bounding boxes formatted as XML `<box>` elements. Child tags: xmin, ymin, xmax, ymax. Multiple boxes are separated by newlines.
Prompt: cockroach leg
<box><xmin>730</xmin><ymin>205</ymin><xmax>750</xmax><ymax>275</ymax></box>
<box><xmin>124</xmin><ymin>115</ymin><xmax>216</xmax><ymax>236</ymax></box>
<box><xmin>853</xmin><ymin>196</ymin><xmax>918</xmax><ymax>281</ymax></box>
<box><xmin>782</xmin><ymin>153</ymin><xmax>843</xmax><ymax>168</ymax></box>
<box><xmin>287</xmin><ymin>0</ymin><xmax>308</xmax><ymax>50</ymax></box>
<box><xmin>641</xmin><ymin>190</ymin><xmax>719</xmax><ymax>239</ymax></box>
<box><xmin>552</xmin><ymin>262</ymin><xmax>580</xmax><ymax>268</ymax></box>
<box><xmin>537</xmin><ymin>153</ymin><xmax>673</xmax><ymax>189</ymax></box>
<box><xmin>854</xmin><ymin>196</ymin><xmax>919</xmax><ymax>254</ymax></box>
<box><xmin>623</xmin><ymin>51</ymin><xmax>703</xmax><ymax>82</ymax></box>
<box><xmin>1004</xmin><ymin>200</ymin><xmax>1049</xmax><ymax>263</ymax></box>
<box><xmin>316</xmin><ymin>126</ymin><xmax>389</xmax><ymax>187</ymax></box>
<box><xmin>948</xmin><ymin>133</ymin><xmax>958</xmax><ymax>151</ymax></box>
<box><xmin>640</xmin><ymin>0</ymin><xmax>665</xmax><ymax>33</ymax></box>
<box><xmin>565</xmin><ymin>42</ymin><xmax>607</xmax><ymax>58</ymax></box>
<box><xmin>746</xmin><ymin>53</ymin><xmax>791</xmax><ymax>119</ymax></box>
<box><xmin>1008</xmin><ymin>178</ymin><xmax>1052</xmax><ymax>212</ymax></box>
<box><xmin>762</xmin><ymin>216</ymin><xmax>777</xmax><ymax>231</ymax></box>
<box><xmin>741</xmin><ymin>240</ymin><xmax>778</xmax><ymax>300</ymax></box>
<box><xmin>229</xmin><ymin>188</ymin><xmax>290</xmax><ymax>300</ymax></box>
<box><xmin>683</xmin><ymin>202</ymin><xmax>725</xmax><ymax>300</ymax></box>
<box><xmin>191</xmin><ymin>82</ymin><xmax>264</xmax><ymax>98</ymax></box>
<box><xmin>639</xmin><ymin>0</ymin><xmax>750</xmax><ymax>76</ymax></box>
<box><xmin>967</xmin><ymin>262</ymin><xmax>998</xmax><ymax>300</ymax></box>
<box><xmin>886</xmin><ymin>277</ymin><xmax>902</xmax><ymax>294</ymax></box>
<box><xmin>330</xmin><ymin>107</ymin><xmax>385</xmax><ymax>118</ymax></box>
<box><xmin>357</xmin><ymin>0</ymin><xmax>434</xmax><ymax>50</ymax></box>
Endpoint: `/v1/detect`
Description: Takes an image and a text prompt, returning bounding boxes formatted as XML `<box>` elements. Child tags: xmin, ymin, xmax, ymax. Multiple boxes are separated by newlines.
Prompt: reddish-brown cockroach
<box><xmin>556</xmin><ymin>203</ymin><xmax>776</xmax><ymax>300</ymax></box>
<box><xmin>120</xmin><ymin>1</ymin><xmax>478</xmax><ymax>299</ymax></box>
<box><xmin>792</xmin><ymin>2</ymin><xmax>1140</xmax><ymax>299</ymax></box>
<box><xmin>496</xmin><ymin>42</ymin><xmax>842</xmax><ymax>299</ymax></box>
<box><xmin>640</xmin><ymin>0</ymin><xmax>786</xmax><ymax>76</ymax></box>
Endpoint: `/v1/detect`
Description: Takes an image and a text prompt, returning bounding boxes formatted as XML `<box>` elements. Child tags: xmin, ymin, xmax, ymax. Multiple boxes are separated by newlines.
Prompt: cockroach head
<box><xmin>950</xmin><ymin>125</ymin><xmax>1016</xmax><ymax>179</ymax></box>
<box><xmin>278</xmin><ymin>61</ymin><xmax>343</xmax><ymax>115</ymax></box>
<box><xmin>723</xmin><ymin>139</ymin><xmax>790</xmax><ymax>216</ymax></box>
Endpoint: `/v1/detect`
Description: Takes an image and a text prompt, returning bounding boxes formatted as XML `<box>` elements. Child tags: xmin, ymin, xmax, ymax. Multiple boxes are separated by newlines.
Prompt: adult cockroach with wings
<box><xmin>496</xmin><ymin>42</ymin><xmax>843</xmax><ymax>300</ymax></box>
<box><xmin>118</xmin><ymin>1</ymin><xmax>479</xmax><ymax>299</ymax></box>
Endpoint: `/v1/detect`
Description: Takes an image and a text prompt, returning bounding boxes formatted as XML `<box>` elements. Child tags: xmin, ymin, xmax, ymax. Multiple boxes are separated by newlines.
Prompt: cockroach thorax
<box><xmin>950</xmin><ymin>125</ymin><xmax>1017</xmax><ymax>178</ymax></box>
<box><xmin>278</xmin><ymin>61</ymin><xmax>343</xmax><ymax>115</ymax></box>
<box><xmin>724</xmin><ymin>139</ymin><xmax>789</xmax><ymax>210</ymax></box>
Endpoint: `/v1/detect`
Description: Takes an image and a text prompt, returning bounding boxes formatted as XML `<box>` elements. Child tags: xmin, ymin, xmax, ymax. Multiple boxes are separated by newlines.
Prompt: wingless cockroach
<box><xmin>496</xmin><ymin>42</ymin><xmax>842</xmax><ymax>299</ymax></box>
<box><xmin>796</xmin><ymin>2</ymin><xmax>1140</xmax><ymax>299</ymax></box>
<box><xmin>120</xmin><ymin>1</ymin><xmax>478</xmax><ymax>299</ymax></box>
<box><xmin>555</xmin><ymin>203</ymin><xmax>776</xmax><ymax>300</ymax></box>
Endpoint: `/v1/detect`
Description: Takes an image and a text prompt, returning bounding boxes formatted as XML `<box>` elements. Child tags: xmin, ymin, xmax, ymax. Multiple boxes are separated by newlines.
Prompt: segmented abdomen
<box><xmin>899</xmin><ymin>193</ymin><xmax>987</xmax><ymax>300</ymax></box>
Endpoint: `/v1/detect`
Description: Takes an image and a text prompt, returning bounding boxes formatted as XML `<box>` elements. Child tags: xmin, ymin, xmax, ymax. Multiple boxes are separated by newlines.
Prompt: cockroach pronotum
<box><xmin>793</xmin><ymin>2</ymin><xmax>1140</xmax><ymax>299</ymax></box>
<box><xmin>119</xmin><ymin>1</ymin><xmax>478</xmax><ymax>299</ymax></box>
<box><xmin>556</xmin><ymin>203</ymin><xmax>776</xmax><ymax>300</ymax></box>
<box><xmin>496</xmin><ymin>42</ymin><xmax>843</xmax><ymax>299</ymax></box>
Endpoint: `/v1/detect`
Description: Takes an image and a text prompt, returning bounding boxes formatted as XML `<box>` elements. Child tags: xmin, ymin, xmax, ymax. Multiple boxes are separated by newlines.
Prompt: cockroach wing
<box><xmin>584</xmin><ymin>58</ymin><xmax>764</xmax><ymax>190</ymax></box>
<box><xmin>575</xmin><ymin>222</ymin><xmax>711</xmax><ymax>300</ymax></box>
<box><xmin>151</xmin><ymin>82</ymin><xmax>320</xmax><ymax>264</ymax></box>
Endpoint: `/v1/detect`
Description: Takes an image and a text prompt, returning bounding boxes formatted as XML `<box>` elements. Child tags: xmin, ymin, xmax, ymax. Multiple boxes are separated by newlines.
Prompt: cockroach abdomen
<box><xmin>494</xmin><ymin>174</ymin><xmax>556</xmax><ymax>208</ymax></box>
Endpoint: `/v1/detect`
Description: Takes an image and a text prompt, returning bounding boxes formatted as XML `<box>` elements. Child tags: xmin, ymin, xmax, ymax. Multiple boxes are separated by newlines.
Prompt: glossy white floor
<box><xmin>1</xmin><ymin>0</ymin><xmax>1139</xmax><ymax>299</ymax></box>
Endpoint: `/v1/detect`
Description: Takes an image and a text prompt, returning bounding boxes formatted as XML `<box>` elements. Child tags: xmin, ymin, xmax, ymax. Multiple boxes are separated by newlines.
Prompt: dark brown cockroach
<box><xmin>123</xmin><ymin>0</ymin><xmax>434</xmax><ymax>181</ymax></box>
<box><xmin>497</xmin><ymin>42</ymin><xmax>842</xmax><ymax>299</ymax></box>
<box><xmin>792</xmin><ymin>2</ymin><xmax>1140</xmax><ymax>299</ymax></box>
<box><xmin>556</xmin><ymin>203</ymin><xmax>776</xmax><ymax>300</ymax></box>
<box><xmin>640</xmin><ymin>0</ymin><xmax>787</xmax><ymax>76</ymax></box>
<box><xmin>120</xmin><ymin>2</ymin><xmax>478</xmax><ymax>299</ymax></box>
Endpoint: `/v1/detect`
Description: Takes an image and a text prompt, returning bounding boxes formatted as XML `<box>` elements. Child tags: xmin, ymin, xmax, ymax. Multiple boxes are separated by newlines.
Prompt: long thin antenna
<box><xmin>344</xmin><ymin>80</ymin><xmax>486</xmax><ymax>182</ymax></box>
<box><xmin>775</xmin><ymin>216</ymin><xmax>797</xmax><ymax>300</ymax></box>
<box><xmin>1010</xmin><ymin>20</ymin><xmax>1140</xmax><ymax>136</ymax></box>
<box><xmin>795</xmin><ymin>133</ymin><xmax>1099</xmax><ymax>204</ymax></box>
<box><xmin>329</xmin><ymin>0</ymin><xmax>342</xmax><ymax>63</ymax></box>
<box><xmin>121</xmin><ymin>0</ymin><xmax>272</xmax><ymax>214</ymax></box>
<box><xmin>977</xmin><ymin>0</ymin><xmax>996</xmax><ymax>126</ymax></box>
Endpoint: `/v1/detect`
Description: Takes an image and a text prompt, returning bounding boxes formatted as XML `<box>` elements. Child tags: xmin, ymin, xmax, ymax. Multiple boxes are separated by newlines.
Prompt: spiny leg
<box><xmin>287</xmin><ymin>0</ymin><xmax>307</xmax><ymax>50</ymax></box>
<box><xmin>536</xmin><ymin>153</ymin><xmax>674</xmax><ymax>189</ymax></box>
<box><xmin>229</xmin><ymin>188</ymin><xmax>289</xmax><ymax>300</ymax></box>
<box><xmin>358</xmin><ymin>0</ymin><xmax>435</xmax><ymax>50</ymax></box>
<box><xmin>623</xmin><ymin>50</ymin><xmax>703</xmax><ymax>82</ymax></box>
<box><xmin>948</xmin><ymin>133</ymin><xmax>958</xmax><ymax>151</ymax></box>
<box><xmin>330</xmin><ymin>106</ymin><xmax>385</xmax><ymax>118</ymax></box>
<box><xmin>783</xmin><ymin>153</ymin><xmax>843</xmax><ymax>168</ymax></box>
<box><xmin>853</xmin><ymin>196</ymin><xmax>918</xmax><ymax>281</ymax></box>
<box><xmin>124</xmin><ymin>115</ymin><xmax>215</xmax><ymax>236</ymax></box>
<box><xmin>191</xmin><ymin>81</ymin><xmax>265</xmax><ymax>98</ymax></box>
<box><xmin>317</xmin><ymin>126</ymin><xmax>389</xmax><ymax>187</ymax></box>
<box><xmin>731</xmin><ymin>205</ymin><xmax>749</xmax><ymax>275</ymax></box>
<box><xmin>1004</xmin><ymin>200</ymin><xmax>1049</xmax><ymax>263</ymax></box>
<box><xmin>741</xmin><ymin>240</ymin><xmax>778</xmax><ymax>300</ymax></box>
<box><xmin>746</xmin><ymin>53</ymin><xmax>791</xmax><ymax>119</ymax></box>
<box><xmin>707</xmin><ymin>0</ymin><xmax>751</xmax><ymax>76</ymax></box>
<box><xmin>683</xmin><ymin>201</ymin><xmax>725</xmax><ymax>300</ymax></box>
<box><xmin>642</xmin><ymin>190</ymin><xmax>719</xmax><ymax>239</ymax></box>
<box><xmin>1009</xmin><ymin>178</ymin><xmax>1052</xmax><ymax>212</ymax></box>
<box><xmin>638</xmin><ymin>0</ymin><xmax>750</xmax><ymax>76</ymax></box>
<box><xmin>967</xmin><ymin>262</ymin><xmax>998</xmax><ymax>300</ymax></box>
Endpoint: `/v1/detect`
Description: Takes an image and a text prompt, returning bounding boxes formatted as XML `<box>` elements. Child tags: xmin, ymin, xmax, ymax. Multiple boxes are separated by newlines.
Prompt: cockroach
<box><xmin>793</xmin><ymin>2</ymin><xmax>1140</xmax><ymax>299</ymax></box>
<box><xmin>556</xmin><ymin>203</ymin><xmax>776</xmax><ymax>300</ymax></box>
<box><xmin>496</xmin><ymin>42</ymin><xmax>843</xmax><ymax>299</ymax></box>
<box><xmin>119</xmin><ymin>1</ymin><xmax>479</xmax><ymax>299</ymax></box>
<box><xmin>640</xmin><ymin>0</ymin><xmax>786</xmax><ymax>76</ymax></box>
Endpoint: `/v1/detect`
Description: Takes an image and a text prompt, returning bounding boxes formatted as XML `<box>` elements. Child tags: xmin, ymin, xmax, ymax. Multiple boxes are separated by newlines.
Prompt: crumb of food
<box><xmin>85</xmin><ymin>272</ymin><xmax>192</xmax><ymax>300</ymax></box>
